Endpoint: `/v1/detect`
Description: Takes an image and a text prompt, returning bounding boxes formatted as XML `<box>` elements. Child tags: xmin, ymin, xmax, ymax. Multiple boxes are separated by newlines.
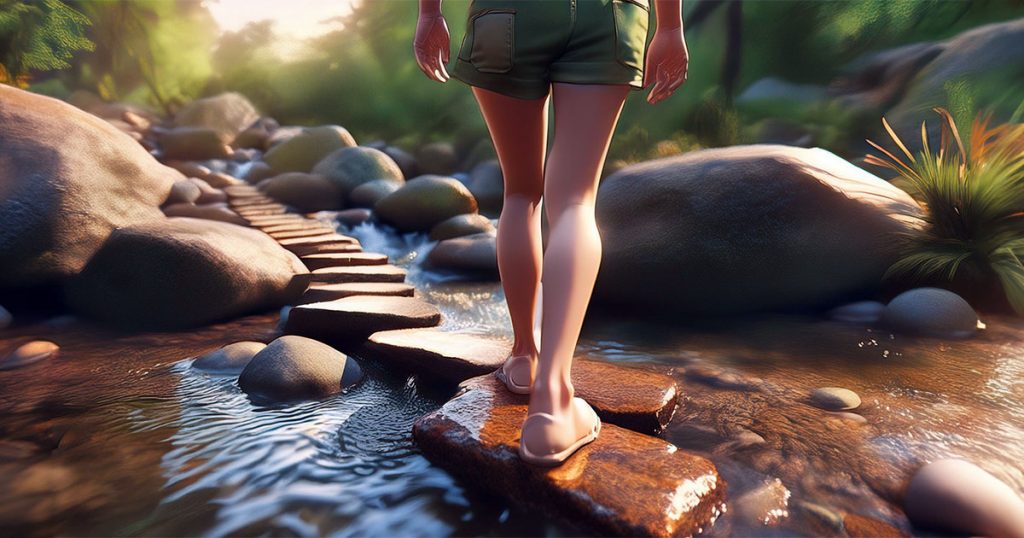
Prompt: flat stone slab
<box><xmin>224</xmin><ymin>185</ymin><xmax>262</xmax><ymax>198</ymax></box>
<box><xmin>358</xmin><ymin>328</ymin><xmax>680</xmax><ymax>433</ymax></box>
<box><xmin>277</xmin><ymin>234</ymin><xmax>358</xmax><ymax>248</ymax></box>
<box><xmin>285</xmin><ymin>296</ymin><xmax>442</xmax><ymax>344</ymax></box>
<box><xmin>301</xmin><ymin>252</ymin><xmax>389</xmax><ymax>270</ymax></box>
<box><xmin>412</xmin><ymin>374</ymin><xmax>726</xmax><ymax>538</ymax></box>
<box><xmin>285</xmin><ymin>242</ymin><xmax>363</xmax><ymax>257</ymax></box>
<box><xmin>310</xmin><ymin>265</ymin><xmax>407</xmax><ymax>284</ymax></box>
<box><xmin>229</xmin><ymin>196</ymin><xmax>278</xmax><ymax>207</ymax></box>
<box><xmin>300</xmin><ymin>282</ymin><xmax>416</xmax><ymax>303</ymax></box>
<box><xmin>244</xmin><ymin>214</ymin><xmax>306</xmax><ymax>226</ymax></box>
<box><xmin>259</xmin><ymin>222</ymin><xmax>336</xmax><ymax>234</ymax></box>
<box><xmin>235</xmin><ymin>205</ymin><xmax>288</xmax><ymax>216</ymax></box>
<box><xmin>269</xmin><ymin>228</ymin><xmax>339</xmax><ymax>240</ymax></box>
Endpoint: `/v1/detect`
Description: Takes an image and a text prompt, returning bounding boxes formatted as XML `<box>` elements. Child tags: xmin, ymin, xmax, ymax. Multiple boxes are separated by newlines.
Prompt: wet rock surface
<box><xmin>285</xmin><ymin>296</ymin><xmax>442</xmax><ymax>345</ymax></box>
<box><xmin>300</xmin><ymin>252</ymin><xmax>389</xmax><ymax>270</ymax></box>
<box><xmin>0</xmin><ymin>340</ymin><xmax>59</xmax><ymax>371</ymax></box>
<box><xmin>412</xmin><ymin>373</ymin><xmax>726</xmax><ymax>538</ymax></box>
<box><xmin>191</xmin><ymin>341</ymin><xmax>267</xmax><ymax>375</ymax></box>
<box><xmin>238</xmin><ymin>335</ymin><xmax>363</xmax><ymax>404</ymax></box>
<box><xmin>881</xmin><ymin>287</ymin><xmax>979</xmax><ymax>338</ymax></box>
<box><xmin>299</xmin><ymin>282</ymin><xmax>416</xmax><ymax>303</ymax></box>
<box><xmin>310</xmin><ymin>265</ymin><xmax>408</xmax><ymax>284</ymax></box>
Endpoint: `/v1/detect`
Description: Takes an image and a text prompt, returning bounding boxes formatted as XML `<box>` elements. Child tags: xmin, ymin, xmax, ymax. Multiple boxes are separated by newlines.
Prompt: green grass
<box><xmin>866</xmin><ymin>106</ymin><xmax>1024</xmax><ymax>313</ymax></box>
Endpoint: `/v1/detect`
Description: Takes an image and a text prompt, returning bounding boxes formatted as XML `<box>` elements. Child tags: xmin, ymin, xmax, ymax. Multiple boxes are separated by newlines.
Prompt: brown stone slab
<box><xmin>284</xmin><ymin>242</ymin><xmax>364</xmax><ymax>257</ymax></box>
<box><xmin>301</xmin><ymin>252</ymin><xmax>389</xmax><ymax>270</ymax></box>
<box><xmin>269</xmin><ymin>228</ymin><xmax>339</xmax><ymax>241</ymax></box>
<box><xmin>223</xmin><ymin>185</ymin><xmax>261</xmax><ymax>198</ymax></box>
<box><xmin>309</xmin><ymin>265</ymin><xmax>407</xmax><ymax>284</ymax></box>
<box><xmin>229</xmin><ymin>196</ymin><xmax>277</xmax><ymax>207</ymax></box>
<box><xmin>258</xmin><ymin>222</ymin><xmax>335</xmax><ymax>234</ymax></box>
<box><xmin>300</xmin><ymin>282</ymin><xmax>416</xmax><ymax>303</ymax></box>
<box><xmin>245</xmin><ymin>214</ymin><xmax>305</xmax><ymax>225</ymax></box>
<box><xmin>235</xmin><ymin>205</ymin><xmax>288</xmax><ymax>217</ymax></box>
<box><xmin>234</xmin><ymin>203</ymin><xmax>287</xmax><ymax>213</ymax></box>
<box><xmin>284</xmin><ymin>296</ymin><xmax>442</xmax><ymax>344</ymax></box>
<box><xmin>277</xmin><ymin>234</ymin><xmax>358</xmax><ymax>248</ymax></box>
<box><xmin>357</xmin><ymin>329</ymin><xmax>680</xmax><ymax>433</ymax></box>
<box><xmin>412</xmin><ymin>374</ymin><xmax>726</xmax><ymax>538</ymax></box>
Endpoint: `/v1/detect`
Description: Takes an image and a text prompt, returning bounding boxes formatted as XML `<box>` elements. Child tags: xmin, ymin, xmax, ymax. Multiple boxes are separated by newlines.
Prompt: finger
<box><xmin>436</xmin><ymin>47</ymin><xmax>450</xmax><ymax>81</ymax></box>
<box><xmin>648</xmin><ymin>64</ymin><xmax>671</xmax><ymax>103</ymax></box>
<box><xmin>414</xmin><ymin>47</ymin><xmax>434</xmax><ymax>80</ymax></box>
<box><xmin>425</xmin><ymin>54</ymin><xmax>444</xmax><ymax>82</ymax></box>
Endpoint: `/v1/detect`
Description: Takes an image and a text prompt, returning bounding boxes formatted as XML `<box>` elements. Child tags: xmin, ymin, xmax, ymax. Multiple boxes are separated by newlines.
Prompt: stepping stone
<box><xmin>229</xmin><ymin>196</ymin><xmax>277</xmax><ymax>207</ymax></box>
<box><xmin>224</xmin><ymin>185</ymin><xmax>261</xmax><ymax>198</ymax></box>
<box><xmin>358</xmin><ymin>329</ymin><xmax>680</xmax><ymax>433</ymax></box>
<box><xmin>236</xmin><ymin>205</ymin><xmax>288</xmax><ymax>217</ymax></box>
<box><xmin>301</xmin><ymin>252</ymin><xmax>389</xmax><ymax>270</ymax></box>
<box><xmin>245</xmin><ymin>214</ymin><xmax>305</xmax><ymax>225</ymax></box>
<box><xmin>259</xmin><ymin>222</ymin><xmax>335</xmax><ymax>234</ymax></box>
<box><xmin>412</xmin><ymin>374</ymin><xmax>725</xmax><ymax>538</ymax></box>
<box><xmin>285</xmin><ymin>242</ymin><xmax>363</xmax><ymax>257</ymax></box>
<box><xmin>300</xmin><ymin>282</ymin><xmax>415</xmax><ymax>303</ymax></box>
<box><xmin>234</xmin><ymin>202</ymin><xmax>287</xmax><ymax>213</ymax></box>
<box><xmin>285</xmin><ymin>296</ymin><xmax>442</xmax><ymax>344</ymax></box>
<box><xmin>268</xmin><ymin>228</ymin><xmax>339</xmax><ymax>240</ymax></box>
<box><xmin>310</xmin><ymin>264</ymin><xmax>407</xmax><ymax>284</ymax></box>
<box><xmin>277</xmin><ymin>234</ymin><xmax>357</xmax><ymax>248</ymax></box>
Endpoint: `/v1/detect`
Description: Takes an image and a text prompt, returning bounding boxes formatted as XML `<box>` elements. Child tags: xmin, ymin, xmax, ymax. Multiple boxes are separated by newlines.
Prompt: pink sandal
<box><xmin>495</xmin><ymin>352</ymin><xmax>534</xmax><ymax>394</ymax></box>
<box><xmin>518</xmin><ymin>397</ymin><xmax>601</xmax><ymax>466</ymax></box>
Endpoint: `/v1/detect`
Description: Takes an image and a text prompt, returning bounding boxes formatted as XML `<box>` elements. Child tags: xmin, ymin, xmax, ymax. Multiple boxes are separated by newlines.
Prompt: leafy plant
<box><xmin>865</xmin><ymin>107</ymin><xmax>1024</xmax><ymax>313</ymax></box>
<box><xmin>0</xmin><ymin>0</ymin><xmax>93</xmax><ymax>87</ymax></box>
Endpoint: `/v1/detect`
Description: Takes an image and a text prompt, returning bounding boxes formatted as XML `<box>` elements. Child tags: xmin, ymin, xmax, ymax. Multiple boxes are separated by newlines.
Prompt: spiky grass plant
<box><xmin>865</xmin><ymin>107</ymin><xmax>1024</xmax><ymax>313</ymax></box>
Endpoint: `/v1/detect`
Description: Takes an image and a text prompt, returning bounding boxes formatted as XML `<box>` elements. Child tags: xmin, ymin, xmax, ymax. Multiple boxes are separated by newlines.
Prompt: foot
<box><xmin>518</xmin><ymin>397</ymin><xmax>601</xmax><ymax>466</ymax></box>
<box><xmin>496</xmin><ymin>350</ymin><xmax>536</xmax><ymax>394</ymax></box>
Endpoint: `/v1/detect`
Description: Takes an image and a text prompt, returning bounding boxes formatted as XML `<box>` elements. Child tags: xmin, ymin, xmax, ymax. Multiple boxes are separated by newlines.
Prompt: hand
<box><xmin>642</xmin><ymin>27</ymin><xmax>689</xmax><ymax>104</ymax></box>
<box><xmin>414</xmin><ymin>13</ymin><xmax>451</xmax><ymax>83</ymax></box>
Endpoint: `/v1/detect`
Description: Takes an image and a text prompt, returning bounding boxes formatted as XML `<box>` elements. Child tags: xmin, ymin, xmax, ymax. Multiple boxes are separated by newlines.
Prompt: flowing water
<box><xmin>1</xmin><ymin>220</ymin><xmax>1022</xmax><ymax>537</ymax></box>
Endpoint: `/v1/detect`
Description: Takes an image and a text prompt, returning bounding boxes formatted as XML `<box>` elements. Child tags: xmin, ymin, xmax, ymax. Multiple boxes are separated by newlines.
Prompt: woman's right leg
<box><xmin>470</xmin><ymin>86</ymin><xmax>549</xmax><ymax>381</ymax></box>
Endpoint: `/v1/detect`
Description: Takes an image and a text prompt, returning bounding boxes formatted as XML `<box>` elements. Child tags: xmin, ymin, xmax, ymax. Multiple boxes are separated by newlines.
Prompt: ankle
<box><xmin>531</xmin><ymin>375</ymin><xmax>574</xmax><ymax>405</ymax></box>
<box><xmin>511</xmin><ymin>343</ymin><xmax>538</xmax><ymax>358</ymax></box>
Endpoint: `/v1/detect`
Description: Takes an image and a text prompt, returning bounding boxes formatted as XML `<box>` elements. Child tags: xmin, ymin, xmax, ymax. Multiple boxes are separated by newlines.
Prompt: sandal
<box><xmin>495</xmin><ymin>352</ymin><xmax>534</xmax><ymax>395</ymax></box>
<box><xmin>518</xmin><ymin>397</ymin><xmax>601</xmax><ymax>466</ymax></box>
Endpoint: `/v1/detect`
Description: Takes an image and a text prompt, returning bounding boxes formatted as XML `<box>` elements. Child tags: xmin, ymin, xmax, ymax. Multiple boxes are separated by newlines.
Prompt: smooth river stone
<box><xmin>238</xmin><ymin>335</ymin><xmax>363</xmax><ymax>404</ymax></box>
<box><xmin>809</xmin><ymin>387</ymin><xmax>861</xmax><ymax>411</ymax></box>
<box><xmin>300</xmin><ymin>282</ymin><xmax>416</xmax><ymax>303</ymax></box>
<box><xmin>285</xmin><ymin>296</ymin><xmax>442</xmax><ymax>345</ymax></box>
<box><xmin>881</xmin><ymin>287</ymin><xmax>980</xmax><ymax>339</ymax></box>
<box><xmin>904</xmin><ymin>459</ymin><xmax>1024</xmax><ymax>538</ymax></box>
<box><xmin>268</xmin><ymin>228</ymin><xmax>338</xmax><ymax>241</ymax></box>
<box><xmin>412</xmin><ymin>374</ymin><xmax>726</xmax><ymax>537</ymax></box>
<box><xmin>359</xmin><ymin>329</ymin><xmax>681</xmax><ymax>433</ymax></box>
<box><xmin>191</xmin><ymin>341</ymin><xmax>267</xmax><ymax>375</ymax></box>
<box><xmin>309</xmin><ymin>265</ymin><xmax>407</xmax><ymax>284</ymax></box>
<box><xmin>1</xmin><ymin>341</ymin><xmax>59</xmax><ymax>370</ymax></box>
<box><xmin>301</xmin><ymin>252</ymin><xmax>389</xmax><ymax>271</ymax></box>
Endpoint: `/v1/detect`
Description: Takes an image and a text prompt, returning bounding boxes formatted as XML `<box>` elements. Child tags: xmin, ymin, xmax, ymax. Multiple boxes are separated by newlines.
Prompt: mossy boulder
<box><xmin>264</xmin><ymin>125</ymin><xmax>357</xmax><ymax>174</ymax></box>
<box><xmin>312</xmin><ymin>146</ymin><xmax>405</xmax><ymax>202</ymax></box>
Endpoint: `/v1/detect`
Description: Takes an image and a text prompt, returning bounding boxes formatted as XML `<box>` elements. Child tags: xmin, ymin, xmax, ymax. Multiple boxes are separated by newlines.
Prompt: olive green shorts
<box><xmin>451</xmin><ymin>0</ymin><xmax>651</xmax><ymax>100</ymax></box>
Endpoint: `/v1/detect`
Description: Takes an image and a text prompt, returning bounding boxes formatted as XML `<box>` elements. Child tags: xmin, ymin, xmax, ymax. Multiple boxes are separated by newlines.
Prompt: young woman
<box><xmin>414</xmin><ymin>0</ymin><xmax>689</xmax><ymax>466</ymax></box>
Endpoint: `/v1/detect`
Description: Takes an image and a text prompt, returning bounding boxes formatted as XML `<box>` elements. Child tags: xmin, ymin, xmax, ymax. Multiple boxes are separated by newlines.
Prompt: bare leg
<box><xmin>471</xmin><ymin>87</ymin><xmax>549</xmax><ymax>384</ymax></box>
<box><xmin>523</xmin><ymin>83</ymin><xmax>630</xmax><ymax>458</ymax></box>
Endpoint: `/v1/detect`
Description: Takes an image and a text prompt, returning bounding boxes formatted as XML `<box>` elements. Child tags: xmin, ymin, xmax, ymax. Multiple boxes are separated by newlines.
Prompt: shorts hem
<box><xmin>549</xmin><ymin>61</ymin><xmax>645</xmax><ymax>89</ymax></box>
<box><xmin>451</xmin><ymin>59</ymin><xmax>550</xmax><ymax>100</ymax></box>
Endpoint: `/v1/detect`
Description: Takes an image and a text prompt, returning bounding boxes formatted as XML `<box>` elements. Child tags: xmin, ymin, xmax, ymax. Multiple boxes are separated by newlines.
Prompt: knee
<box><xmin>545</xmin><ymin>200</ymin><xmax>597</xmax><ymax>226</ymax></box>
<box><xmin>503</xmin><ymin>189</ymin><xmax>542</xmax><ymax>206</ymax></box>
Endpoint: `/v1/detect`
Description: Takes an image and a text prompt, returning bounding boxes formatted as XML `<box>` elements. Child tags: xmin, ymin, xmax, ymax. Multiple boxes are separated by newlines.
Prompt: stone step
<box><xmin>309</xmin><ymin>265</ymin><xmax>407</xmax><ymax>284</ymax></box>
<box><xmin>277</xmin><ymin>234</ymin><xmax>358</xmax><ymax>248</ymax></box>
<box><xmin>223</xmin><ymin>185</ymin><xmax>262</xmax><ymax>198</ymax></box>
<box><xmin>236</xmin><ymin>205</ymin><xmax>288</xmax><ymax>217</ymax></box>
<box><xmin>357</xmin><ymin>328</ymin><xmax>680</xmax><ymax>433</ymax></box>
<box><xmin>269</xmin><ymin>228</ymin><xmax>339</xmax><ymax>241</ymax></box>
<box><xmin>300</xmin><ymin>282</ymin><xmax>416</xmax><ymax>303</ymax></box>
<box><xmin>301</xmin><ymin>252</ymin><xmax>389</xmax><ymax>270</ymax></box>
<box><xmin>244</xmin><ymin>214</ymin><xmax>306</xmax><ymax>226</ymax></box>
<box><xmin>229</xmin><ymin>196</ymin><xmax>278</xmax><ymax>207</ymax></box>
<box><xmin>284</xmin><ymin>242</ymin><xmax>363</xmax><ymax>257</ymax></box>
<box><xmin>285</xmin><ymin>296</ymin><xmax>442</xmax><ymax>344</ymax></box>
<box><xmin>258</xmin><ymin>222</ymin><xmax>336</xmax><ymax>234</ymax></box>
<box><xmin>412</xmin><ymin>374</ymin><xmax>725</xmax><ymax>538</ymax></box>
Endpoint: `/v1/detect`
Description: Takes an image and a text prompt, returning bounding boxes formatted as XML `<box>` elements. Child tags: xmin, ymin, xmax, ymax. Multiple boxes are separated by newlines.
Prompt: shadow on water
<box><xmin>1</xmin><ymin>219</ymin><xmax>1022</xmax><ymax>536</ymax></box>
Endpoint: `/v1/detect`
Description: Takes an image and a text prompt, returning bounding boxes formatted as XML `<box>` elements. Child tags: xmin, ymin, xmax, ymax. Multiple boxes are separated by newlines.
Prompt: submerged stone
<box><xmin>238</xmin><ymin>335</ymin><xmax>362</xmax><ymax>404</ymax></box>
<box><xmin>192</xmin><ymin>341</ymin><xmax>267</xmax><ymax>375</ymax></box>
<box><xmin>0</xmin><ymin>341</ymin><xmax>59</xmax><ymax>370</ymax></box>
<box><xmin>904</xmin><ymin>458</ymin><xmax>1024</xmax><ymax>538</ymax></box>
<box><xmin>412</xmin><ymin>374</ymin><xmax>726</xmax><ymax>537</ymax></box>
<box><xmin>881</xmin><ymin>287</ymin><xmax>979</xmax><ymax>338</ymax></box>
<box><xmin>809</xmin><ymin>387</ymin><xmax>861</xmax><ymax>411</ymax></box>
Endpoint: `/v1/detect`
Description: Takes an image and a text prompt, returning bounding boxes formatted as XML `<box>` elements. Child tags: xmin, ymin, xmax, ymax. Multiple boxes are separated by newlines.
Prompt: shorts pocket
<box><xmin>612</xmin><ymin>0</ymin><xmax>650</xmax><ymax>70</ymax></box>
<box><xmin>461</xmin><ymin>9</ymin><xmax>516</xmax><ymax>74</ymax></box>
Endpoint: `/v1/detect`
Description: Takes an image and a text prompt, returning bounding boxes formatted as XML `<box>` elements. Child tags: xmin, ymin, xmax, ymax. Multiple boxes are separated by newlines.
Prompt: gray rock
<box><xmin>238</xmin><ymin>335</ymin><xmax>362</xmax><ymax>403</ymax></box>
<box><xmin>65</xmin><ymin>217</ymin><xmax>308</xmax><ymax>330</ymax></box>
<box><xmin>881</xmin><ymin>287</ymin><xmax>978</xmax><ymax>338</ymax></box>
<box><xmin>0</xmin><ymin>85</ymin><xmax>177</xmax><ymax>286</ymax></box>
<box><xmin>591</xmin><ymin>145</ymin><xmax>924</xmax><ymax>316</ymax></box>
<box><xmin>429</xmin><ymin>213</ymin><xmax>495</xmax><ymax>241</ymax></box>
<box><xmin>312</xmin><ymin>146</ymin><xmax>404</xmax><ymax>200</ymax></box>
<box><xmin>416</xmin><ymin>142</ymin><xmax>458</xmax><ymax>176</ymax></box>
<box><xmin>348</xmin><ymin>178</ymin><xmax>403</xmax><ymax>209</ymax></box>
<box><xmin>259</xmin><ymin>172</ymin><xmax>343</xmax><ymax>212</ymax></box>
<box><xmin>738</xmin><ymin>77</ymin><xmax>827</xmax><ymax>105</ymax></box>
<box><xmin>174</xmin><ymin>92</ymin><xmax>260</xmax><ymax>143</ymax></box>
<box><xmin>165</xmin><ymin>179</ymin><xmax>202</xmax><ymax>206</ymax></box>
<box><xmin>158</xmin><ymin>127</ymin><xmax>231</xmax><ymax>161</ymax></box>
<box><xmin>192</xmin><ymin>341</ymin><xmax>266</xmax><ymax>375</ymax></box>
<box><xmin>264</xmin><ymin>125</ymin><xmax>357</xmax><ymax>174</ymax></box>
<box><xmin>467</xmin><ymin>160</ymin><xmax>504</xmax><ymax>216</ymax></box>
<box><xmin>827</xmin><ymin>300</ymin><xmax>886</xmax><ymax>323</ymax></box>
<box><xmin>188</xmin><ymin>177</ymin><xmax>227</xmax><ymax>204</ymax></box>
<box><xmin>809</xmin><ymin>387</ymin><xmax>861</xmax><ymax>411</ymax></box>
<box><xmin>381</xmin><ymin>145</ymin><xmax>420</xmax><ymax>179</ymax></box>
<box><xmin>424</xmin><ymin>232</ymin><xmax>498</xmax><ymax>278</ymax></box>
<box><xmin>905</xmin><ymin>459</ymin><xmax>1024</xmax><ymax>538</ymax></box>
<box><xmin>375</xmin><ymin>175</ymin><xmax>479</xmax><ymax>233</ymax></box>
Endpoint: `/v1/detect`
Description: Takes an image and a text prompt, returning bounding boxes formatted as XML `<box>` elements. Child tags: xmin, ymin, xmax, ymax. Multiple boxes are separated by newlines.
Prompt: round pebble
<box><xmin>192</xmin><ymin>341</ymin><xmax>266</xmax><ymax>375</ymax></box>
<box><xmin>905</xmin><ymin>459</ymin><xmax>1024</xmax><ymax>537</ymax></box>
<box><xmin>1</xmin><ymin>340</ymin><xmax>59</xmax><ymax>370</ymax></box>
<box><xmin>809</xmin><ymin>387</ymin><xmax>861</xmax><ymax>411</ymax></box>
<box><xmin>881</xmin><ymin>287</ymin><xmax>979</xmax><ymax>338</ymax></box>
<box><xmin>826</xmin><ymin>300</ymin><xmax>885</xmax><ymax>323</ymax></box>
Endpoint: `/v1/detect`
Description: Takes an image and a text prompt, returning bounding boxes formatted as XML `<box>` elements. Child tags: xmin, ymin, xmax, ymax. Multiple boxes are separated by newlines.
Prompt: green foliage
<box><xmin>866</xmin><ymin>108</ymin><xmax>1024</xmax><ymax>313</ymax></box>
<box><xmin>0</xmin><ymin>0</ymin><xmax>93</xmax><ymax>84</ymax></box>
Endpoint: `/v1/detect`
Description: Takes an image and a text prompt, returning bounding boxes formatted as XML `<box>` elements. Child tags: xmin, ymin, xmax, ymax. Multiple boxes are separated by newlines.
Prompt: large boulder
<box><xmin>263</xmin><ymin>125</ymin><xmax>357</xmax><ymax>175</ymax></box>
<box><xmin>375</xmin><ymin>175</ymin><xmax>478</xmax><ymax>232</ymax></box>
<box><xmin>65</xmin><ymin>218</ymin><xmax>309</xmax><ymax>330</ymax></box>
<box><xmin>158</xmin><ymin>127</ymin><xmax>232</xmax><ymax>160</ymax></box>
<box><xmin>312</xmin><ymin>146</ymin><xmax>404</xmax><ymax>202</ymax></box>
<box><xmin>592</xmin><ymin>145</ymin><xmax>924</xmax><ymax>316</ymax></box>
<box><xmin>348</xmin><ymin>178</ymin><xmax>403</xmax><ymax>209</ymax></box>
<box><xmin>173</xmin><ymin>92</ymin><xmax>260</xmax><ymax>143</ymax></box>
<box><xmin>0</xmin><ymin>85</ymin><xmax>178</xmax><ymax>287</ymax></box>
